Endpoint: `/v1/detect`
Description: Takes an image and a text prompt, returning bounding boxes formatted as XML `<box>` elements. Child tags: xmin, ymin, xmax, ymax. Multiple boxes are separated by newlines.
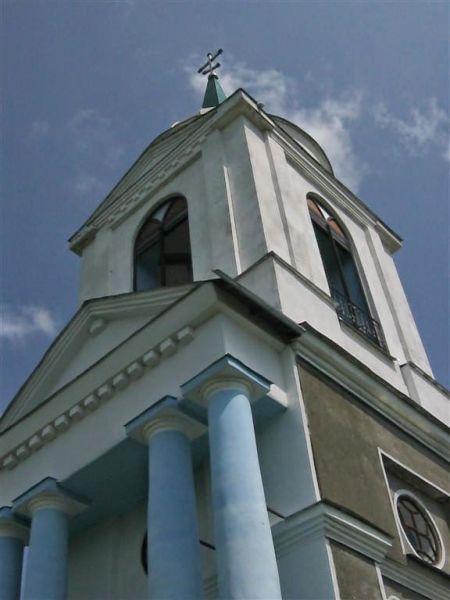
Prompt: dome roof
<box><xmin>270</xmin><ymin>115</ymin><xmax>333</xmax><ymax>174</ymax></box>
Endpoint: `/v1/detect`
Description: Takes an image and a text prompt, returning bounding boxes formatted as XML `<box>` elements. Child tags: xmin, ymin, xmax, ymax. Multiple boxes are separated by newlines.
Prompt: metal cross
<box><xmin>197</xmin><ymin>49</ymin><xmax>223</xmax><ymax>77</ymax></box>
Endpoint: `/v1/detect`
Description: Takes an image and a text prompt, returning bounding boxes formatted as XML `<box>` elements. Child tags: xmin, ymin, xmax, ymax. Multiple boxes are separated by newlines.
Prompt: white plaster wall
<box><xmin>243</xmin><ymin>121</ymin><xmax>291</xmax><ymax>263</ymax></box>
<box><xmin>78</xmin><ymin>156</ymin><xmax>213</xmax><ymax>304</ymax></box>
<box><xmin>78</xmin><ymin>227</ymin><xmax>112</xmax><ymax>304</ymax></box>
<box><xmin>400</xmin><ymin>364</ymin><xmax>449</xmax><ymax>424</ymax></box>
<box><xmin>276</xmin><ymin>536</ymin><xmax>337</xmax><ymax>600</ymax></box>
<box><xmin>77</xmin><ymin>109</ymin><xmax>433</xmax><ymax>396</ymax></box>
<box><xmin>257</xmin><ymin>348</ymin><xmax>320</xmax><ymax>515</ymax></box>
<box><xmin>367</xmin><ymin>229</ymin><xmax>432</xmax><ymax>375</ymax></box>
<box><xmin>279</xmin><ymin>157</ymin><xmax>433</xmax><ymax>384</ymax></box>
<box><xmin>220</xmin><ymin>116</ymin><xmax>268</xmax><ymax>270</ymax></box>
<box><xmin>201</xmin><ymin>130</ymin><xmax>240</xmax><ymax>276</ymax></box>
<box><xmin>284</xmin><ymin>161</ymin><xmax>331</xmax><ymax>288</ymax></box>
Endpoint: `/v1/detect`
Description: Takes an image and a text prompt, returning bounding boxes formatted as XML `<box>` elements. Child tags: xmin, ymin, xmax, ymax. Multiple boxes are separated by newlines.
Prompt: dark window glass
<box><xmin>308</xmin><ymin>196</ymin><xmax>386</xmax><ymax>349</ymax></box>
<box><xmin>135</xmin><ymin>242</ymin><xmax>161</xmax><ymax>291</ymax></box>
<box><xmin>134</xmin><ymin>196</ymin><xmax>193</xmax><ymax>292</ymax></box>
<box><xmin>313</xmin><ymin>222</ymin><xmax>345</xmax><ymax>296</ymax></box>
<box><xmin>141</xmin><ymin>532</ymin><xmax>148</xmax><ymax>574</ymax></box>
<box><xmin>397</xmin><ymin>496</ymin><xmax>441</xmax><ymax>565</ymax></box>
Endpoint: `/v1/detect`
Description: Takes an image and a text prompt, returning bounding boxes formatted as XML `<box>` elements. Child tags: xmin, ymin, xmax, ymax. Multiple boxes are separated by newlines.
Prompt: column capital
<box><xmin>181</xmin><ymin>354</ymin><xmax>271</xmax><ymax>407</ymax></box>
<box><xmin>12</xmin><ymin>478</ymin><xmax>90</xmax><ymax>519</ymax></box>
<box><xmin>0</xmin><ymin>507</ymin><xmax>29</xmax><ymax>543</ymax></box>
<box><xmin>125</xmin><ymin>396</ymin><xmax>206</xmax><ymax>444</ymax></box>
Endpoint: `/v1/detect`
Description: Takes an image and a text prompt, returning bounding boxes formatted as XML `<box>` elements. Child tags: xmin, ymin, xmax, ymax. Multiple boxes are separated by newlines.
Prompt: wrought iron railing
<box><xmin>331</xmin><ymin>288</ymin><xmax>387</xmax><ymax>351</ymax></box>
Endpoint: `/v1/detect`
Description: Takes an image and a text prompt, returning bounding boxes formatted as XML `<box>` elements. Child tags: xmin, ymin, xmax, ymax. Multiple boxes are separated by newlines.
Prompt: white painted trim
<box><xmin>380</xmin><ymin>558</ymin><xmax>450</xmax><ymax>600</ymax></box>
<box><xmin>377</xmin><ymin>447</ymin><xmax>408</xmax><ymax>558</ymax></box>
<box><xmin>325</xmin><ymin>538</ymin><xmax>341</xmax><ymax>600</ymax></box>
<box><xmin>288</xmin><ymin>350</ymin><xmax>321</xmax><ymax>502</ymax></box>
<box><xmin>378</xmin><ymin>449</ymin><xmax>449</xmax><ymax>498</ymax></box>
<box><xmin>273</xmin><ymin>502</ymin><xmax>392</xmax><ymax>563</ymax></box>
<box><xmin>393</xmin><ymin>489</ymin><xmax>446</xmax><ymax>570</ymax></box>
<box><xmin>375</xmin><ymin>564</ymin><xmax>388</xmax><ymax>600</ymax></box>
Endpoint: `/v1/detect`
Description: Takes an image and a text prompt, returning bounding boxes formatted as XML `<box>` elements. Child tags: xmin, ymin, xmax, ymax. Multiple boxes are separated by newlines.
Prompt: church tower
<box><xmin>1</xmin><ymin>53</ymin><xmax>448</xmax><ymax>600</ymax></box>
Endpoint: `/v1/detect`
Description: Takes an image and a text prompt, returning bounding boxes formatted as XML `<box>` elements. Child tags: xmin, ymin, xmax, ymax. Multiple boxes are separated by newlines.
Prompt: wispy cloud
<box><xmin>29</xmin><ymin>120</ymin><xmax>50</xmax><ymax>138</ymax></box>
<box><xmin>374</xmin><ymin>98</ymin><xmax>449</xmax><ymax>160</ymax></box>
<box><xmin>186</xmin><ymin>59</ymin><xmax>366</xmax><ymax>192</ymax></box>
<box><xmin>66</xmin><ymin>108</ymin><xmax>125</xmax><ymax>198</ymax></box>
<box><xmin>0</xmin><ymin>305</ymin><xmax>59</xmax><ymax>343</ymax></box>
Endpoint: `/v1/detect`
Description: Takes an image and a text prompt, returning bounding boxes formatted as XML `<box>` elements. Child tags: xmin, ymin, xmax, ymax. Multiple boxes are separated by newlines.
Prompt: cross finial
<box><xmin>197</xmin><ymin>48</ymin><xmax>223</xmax><ymax>78</ymax></box>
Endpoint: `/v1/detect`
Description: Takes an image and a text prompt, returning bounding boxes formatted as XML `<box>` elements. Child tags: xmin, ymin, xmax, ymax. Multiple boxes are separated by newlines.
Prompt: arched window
<box><xmin>307</xmin><ymin>196</ymin><xmax>386</xmax><ymax>349</ymax></box>
<box><xmin>134</xmin><ymin>196</ymin><xmax>193</xmax><ymax>292</ymax></box>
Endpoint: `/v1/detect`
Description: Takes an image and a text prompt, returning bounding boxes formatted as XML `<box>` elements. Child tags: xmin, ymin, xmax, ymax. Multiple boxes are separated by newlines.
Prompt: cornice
<box><xmin>380</xmin><ymin>558</ymin><xmax>449</xmax><ymax>600</ymax></box>
<box><xmin>294</xmin><ymin>329</ymin><xmax>450</xmax><ymax>461</ymax></box>
<box><xmin>0</xmin><ymin>326</ymin><xmax>195</xmax><ymax>472</ymax></box>
<box><xmin>273</xmin><ymin>502</ymin><xmax>392</xmax><ymax>562</ymax></box>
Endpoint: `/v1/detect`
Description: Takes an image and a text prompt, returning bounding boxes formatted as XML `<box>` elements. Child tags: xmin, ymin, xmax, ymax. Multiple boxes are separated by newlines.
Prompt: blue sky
<box><xmin>1</xmin><ymin>1</ymin><xmax>449</xmax><ymax>412</ymax></box>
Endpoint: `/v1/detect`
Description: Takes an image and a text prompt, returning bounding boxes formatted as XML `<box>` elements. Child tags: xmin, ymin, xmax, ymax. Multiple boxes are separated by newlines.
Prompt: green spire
<box><xmin>202</xmin><ymin>73</ymin><xmax>226</xmax><ymax>109</ymax></box>
<box><xmin>197</xmin><ymin>49</ymin><xmax>227</xmax><ymax>109</ymax></box>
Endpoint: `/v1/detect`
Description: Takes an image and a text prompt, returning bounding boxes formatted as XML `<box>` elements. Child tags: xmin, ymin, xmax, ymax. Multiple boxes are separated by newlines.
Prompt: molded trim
<box><xmin>272</xmin><ymin>501</ymin><xmax>392</xmax><ymax>562</ymax></box>
<box><xmin>380</xmin><ymin>558</ymin><xmax>449</xmax><ymax>600</ymax></box>
<box><xmin>0</xmin><ymin>326</ymin><xmax>196</xmax><ymax>471</ymax></box>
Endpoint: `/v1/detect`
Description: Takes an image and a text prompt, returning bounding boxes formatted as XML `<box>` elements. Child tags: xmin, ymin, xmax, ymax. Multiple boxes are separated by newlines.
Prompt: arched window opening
<box><xmin>134</xmin><ymin>196</ymin><xmax>193</xmax><ymax>292</ymax></box>
<box><xmin>307</xmin><ymin>196</ymin><xmax>386</xmax><ymax>349</ymax></box>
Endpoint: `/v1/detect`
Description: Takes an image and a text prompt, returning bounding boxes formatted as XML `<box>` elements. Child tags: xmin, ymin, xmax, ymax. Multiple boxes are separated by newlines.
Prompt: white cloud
<box><xmin>443</xmin><ymin>140</ymin><xmax>450</xmax><ymax>163</ymax></box>
<box><xmin>288</xmin><ymin>94</ymin><xmax>367</xmax><ymax>192</ymax></box>
<box><xmin>186</xmin><ymin>59</ymin><xmax>366</xmax><ymax>192</ymax></box>
<box><xmin>67</xmin><ymin>108</ymin><xmax>125</xmax><ymax>197</ymax></box>
<box><xmin>374</xmin><ymin>98</ymin><xmax>449</xmax><ymax>158</ymax></box>
<box><xmin>68</xmin><ymin>108</ymin><xmax>124</xmax><ymax>168</ymax></box>
<box><xmin>0</xmin><ymin>305</ymin><xmax>59</xmax><ymax>343</ymax></box>
<box><xmin>30</xmin><ymin>120</ymin><xmax>50</xmax><ymax>138</ymax></box>
<box><xmin>74</xmin><ymin>174</ymin><xmax>106</xmax><ymax>195</ymax></box>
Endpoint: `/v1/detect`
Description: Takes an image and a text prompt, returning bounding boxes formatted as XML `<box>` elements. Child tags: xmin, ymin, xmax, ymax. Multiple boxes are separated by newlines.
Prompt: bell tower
<box><xmin>1</xmin><ymin>52</ymin><xmax>448</xmax><ymax>600</ymax></box>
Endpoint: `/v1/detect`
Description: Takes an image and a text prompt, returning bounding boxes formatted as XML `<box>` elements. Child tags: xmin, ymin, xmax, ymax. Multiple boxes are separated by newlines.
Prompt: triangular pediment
<box><xmin>0</xmin><ymin>286</ymin><xmax>192</xmax><ymax>432</ymax></box>
<box><xmin>69</xmin><ymin>110</ymin><xmax>217</xmax><ymax>253</ymax></box>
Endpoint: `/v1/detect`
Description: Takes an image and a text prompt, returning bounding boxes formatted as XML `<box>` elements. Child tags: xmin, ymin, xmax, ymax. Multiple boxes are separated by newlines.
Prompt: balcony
<box><xmin>331</xmin><ymin>288</ymin><xmax>387</xmax><ymax>351</ymax></box>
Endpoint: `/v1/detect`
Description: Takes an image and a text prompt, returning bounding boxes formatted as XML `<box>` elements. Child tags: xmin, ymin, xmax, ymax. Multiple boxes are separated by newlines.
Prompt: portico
<box><xmin>1</xmin><ymin>350</ymin><xmax>285</xmax><ymax>600</ymax></box>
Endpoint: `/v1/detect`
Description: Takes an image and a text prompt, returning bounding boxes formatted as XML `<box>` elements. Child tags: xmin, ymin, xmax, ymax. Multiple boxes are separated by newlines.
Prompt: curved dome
<box><xmin>270</xmin><ymin>115</ymin><xmax>333</xmax><ymax>175</ymax></box>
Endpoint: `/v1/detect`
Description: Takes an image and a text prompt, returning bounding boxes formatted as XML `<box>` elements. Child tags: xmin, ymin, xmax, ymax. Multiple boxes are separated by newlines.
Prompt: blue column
<box><xmin>22</xmin><ymin>504</ymin><xmax>69</xmax><ymax>600</ymax></box>
<box><xmin>125</xmin><ymin>397</ymin><xmax>205</xmax><ymax>600</ymax></box>
<box><xmin>0</xmin><ymin>508</ymin><xmax>27</xmax><ymax>600</ymax></box>
<box><xmin>147</xmin><ymin>428</ymin><xmax>203</xmax><ymax>599</ymax></box>
<box><xmin>206</xmin><ymin>381</ymin><xmax>281</xmax><ymax>599</ymax></box>
<box><xmin>0</xmin><ymin>537</ymin><xmax>24</xmax><ymax>600</ymax></box>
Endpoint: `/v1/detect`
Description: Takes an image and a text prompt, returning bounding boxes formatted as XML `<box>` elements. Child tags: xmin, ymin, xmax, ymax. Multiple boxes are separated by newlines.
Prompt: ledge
<box><xmin>273</xmin><ymin>501</ymin><xmax>392</xmax><ymax>563</ymax></box>
<box><xmin>380</xmin><ymin>557</ymin><xmax>449</xmax><ymax>600</ymax></box>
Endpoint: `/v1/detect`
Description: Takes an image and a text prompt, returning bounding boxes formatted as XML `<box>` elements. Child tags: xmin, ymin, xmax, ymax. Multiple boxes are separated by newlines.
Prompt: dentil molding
<box><xmin>0</xmin><ymin>326</ymin><xmax>195</xmax><ymax>471</ymax></box>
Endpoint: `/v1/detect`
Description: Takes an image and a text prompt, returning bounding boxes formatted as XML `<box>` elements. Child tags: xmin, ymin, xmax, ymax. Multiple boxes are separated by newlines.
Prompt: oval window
<box><xmin>396</xmin><ymin>495</ymin><xmax>441</xmax><ymax>565</ymax></box>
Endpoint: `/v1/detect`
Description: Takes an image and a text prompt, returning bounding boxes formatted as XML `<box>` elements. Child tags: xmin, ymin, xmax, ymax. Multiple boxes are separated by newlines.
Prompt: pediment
<box><xmin>0</xmin><ymin>286</ymin><xmax>192</xmax><ymax>432</ymax></box>
<box><xmin>69</xmin><ymin>111</ymin><xmax>216</xmax><ymax>253</ymax></box>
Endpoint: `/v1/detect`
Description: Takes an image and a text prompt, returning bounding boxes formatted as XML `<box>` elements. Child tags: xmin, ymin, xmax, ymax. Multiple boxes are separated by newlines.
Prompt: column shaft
<box><xmin>148</xmin><ymin>429</ymin><xmax>203</xmax><ymax>600</ymax></box>
<box><xmin>22</xmin><ymin>507</ymin><xmax>69</xmax><ymax>600</ymax></box>
<box><xmin>0</xmin><ymin>536</ymin><xmax>24</xmax><ymax>600</ymax></box>
<box><xmin>208</xmin><ymin>387</ymin><xmax>281</xmax><ymax>599</ymax></box>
